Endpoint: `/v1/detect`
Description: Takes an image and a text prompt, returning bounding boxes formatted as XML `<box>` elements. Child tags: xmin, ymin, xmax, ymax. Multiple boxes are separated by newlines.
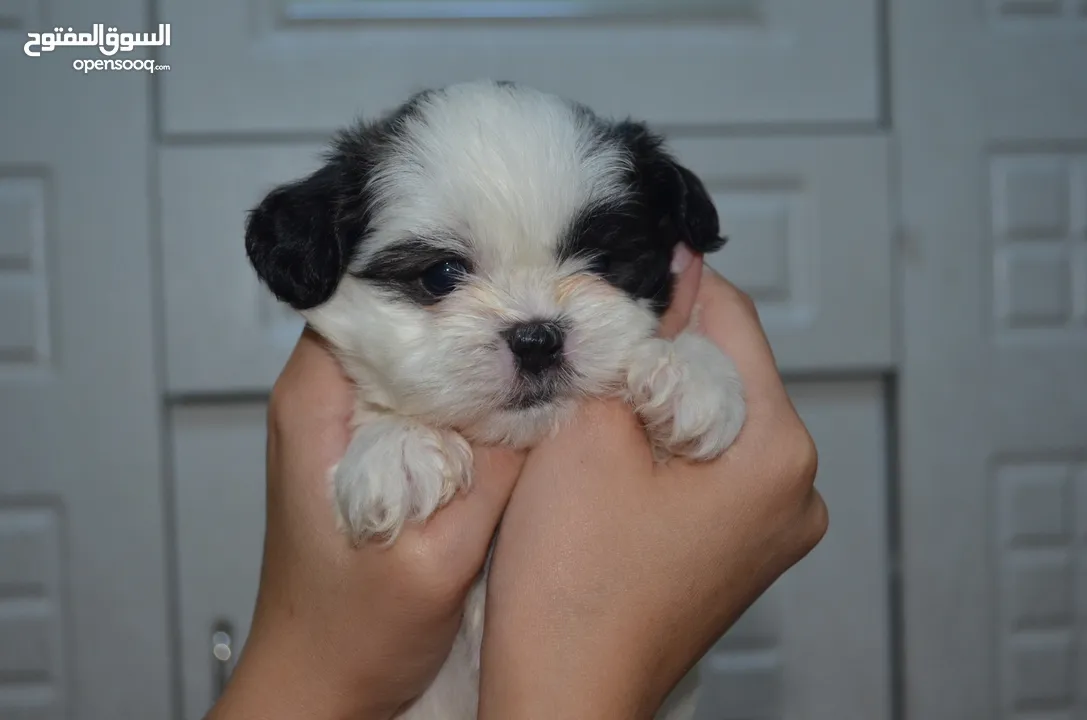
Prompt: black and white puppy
<box><xmin>245</xmin><ymin>79</ymin><xmax>745</xmax><ymax>720</ymax></box>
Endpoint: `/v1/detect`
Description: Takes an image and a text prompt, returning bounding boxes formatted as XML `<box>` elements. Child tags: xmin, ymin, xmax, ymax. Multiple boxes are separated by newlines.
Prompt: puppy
<box><xmin>245</xmin><ymin>79</ymin><xmax>745</xmax><ymax>720</ymax></box>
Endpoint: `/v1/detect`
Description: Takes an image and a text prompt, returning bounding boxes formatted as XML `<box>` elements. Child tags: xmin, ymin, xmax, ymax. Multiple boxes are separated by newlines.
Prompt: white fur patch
<box><xmin>626</xmin><ymin>331</ymin><xmax>746</xmax><ymax>462</ymax></box>
<box><xmin>332</xmin><ymin>414</ymin><xmax>473</xmax><ymax>542</ymax></box>
<box><xmin>354</xmin><ymin>81</ymin><xmax>632</xmax><ymax>273</ymax></box>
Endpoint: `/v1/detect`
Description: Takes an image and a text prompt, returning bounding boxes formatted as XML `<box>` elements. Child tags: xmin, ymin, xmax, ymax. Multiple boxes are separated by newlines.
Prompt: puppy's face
<box><xmin>245</xmin><ymin>81</ymin><xmax>726</xmax><ymax>445</ymax></box>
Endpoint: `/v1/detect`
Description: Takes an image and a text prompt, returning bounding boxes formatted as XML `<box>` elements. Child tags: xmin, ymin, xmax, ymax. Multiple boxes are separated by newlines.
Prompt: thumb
<box><xmin>658</xmin><ymin>244</ymin><xmax>704</xmax><ymax>339</ymax></box>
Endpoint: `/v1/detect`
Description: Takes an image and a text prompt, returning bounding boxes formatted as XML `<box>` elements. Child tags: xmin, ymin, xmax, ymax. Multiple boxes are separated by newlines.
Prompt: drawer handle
<box><xmin>211</xmin><ymin>619</ymin><xmax>236</xmax><ymax>701</ymax></box>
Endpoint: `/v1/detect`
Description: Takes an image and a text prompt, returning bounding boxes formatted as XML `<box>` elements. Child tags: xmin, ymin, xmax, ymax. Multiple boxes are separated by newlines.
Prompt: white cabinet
<box><xmin>0</xmin><ymin>1</ymin><xmax>173</xmax><ymax>718</ymax></box>
<box><xmin>697</xmin><ymin>380</ymin><xmax>891</xmax><ymax>720</ymax></box>
<box><xmin>170</xmin><ymin>381</ymin><xmax>891</xmax><ymax>720</ymax></box>
<box><xmin>6</xmin><ymin>0</ymin><xmax>1082</xmax><ymax>716</ymax></box>
<box><xmin>157</xmin><ymin>0</ymin><xmax>880</xmax><ymax>136</ymax></box>
<box><xmin>159</xmin><ymin>145</ymin><xmax>318</xmax><ymax>394</ymax></box>
<box><xmin>893</xmin><ymin>2</ymin><xmax>1087</xmax><ymax>718</ymax></box>
<box><xmin>154</xmin><ymin>1</ymin><xmax>895</xmax><ymax>718</ymax></box>
<box><xmin>172</xmin><ymin>403</ymin><xmax>268</xmax><ymax>719</ymax></box>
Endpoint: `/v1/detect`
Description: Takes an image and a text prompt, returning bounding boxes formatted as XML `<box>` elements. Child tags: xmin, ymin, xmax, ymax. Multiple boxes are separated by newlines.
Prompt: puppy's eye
<box><xmin>420</xmin><ymin>259</ymin><xmax>469</xmax><ymax>298</ymax></box>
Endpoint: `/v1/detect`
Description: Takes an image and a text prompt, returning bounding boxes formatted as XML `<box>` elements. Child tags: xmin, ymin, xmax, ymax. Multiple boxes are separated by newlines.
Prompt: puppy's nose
<box><xmin>503</xmin><ymin>321</ymin><xmax>564</xmax><ymax>374</ymax></box>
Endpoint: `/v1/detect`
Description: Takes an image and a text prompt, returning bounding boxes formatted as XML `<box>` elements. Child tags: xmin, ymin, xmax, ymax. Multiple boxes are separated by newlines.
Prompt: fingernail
<box><xmin>671</xmin><ymin>243</ymin><xmax>694</xmax><ymax>274</ymax></box>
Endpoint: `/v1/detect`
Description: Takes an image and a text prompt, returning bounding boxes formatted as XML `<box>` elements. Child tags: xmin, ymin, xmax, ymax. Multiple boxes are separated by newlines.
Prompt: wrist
<box><xmin>478</xmin><ymin>614</ymin><xmax>663</xmax><ymax>720</ymax></box>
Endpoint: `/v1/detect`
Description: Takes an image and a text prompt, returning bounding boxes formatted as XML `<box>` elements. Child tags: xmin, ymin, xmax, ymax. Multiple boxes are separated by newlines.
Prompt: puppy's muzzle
<box><xmin>503</xmin><ymin>321</ymin><xmax>564</xmax><ymax>375</ymax></box>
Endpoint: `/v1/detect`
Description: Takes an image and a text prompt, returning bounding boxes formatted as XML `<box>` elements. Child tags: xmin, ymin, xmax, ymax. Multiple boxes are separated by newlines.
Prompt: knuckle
<box><xmin>797</xmin><ymin>489</ymin><xmax>829</xmax><ymax>551</ymax></box>
<box><xmin>757</xmin><ymin>421</ymin><xmax>821</xmax><ymax>534</ymax></box>
<box><xmin>790</xmin><ymin>427</ymin><xmax>819</xmax><ymax>483</ymax></box>
<box><xmin>808</xmin><ymin>491</ymin><xmax>830</xmax><ymax>542</ymax></box>
<box><xmin>730</xmin><ymin>287</ymin><xmax>758</xmax><ymax>315</ymax></box>
<box><xmin>778</xmin><ymin>428</ymin><xmax>827</xmax><ymax>555</ymax></box>
<box><xmin>770</xmin><ymin>419</ymin><xmax>818</xmax><ymax>492</ymax></box>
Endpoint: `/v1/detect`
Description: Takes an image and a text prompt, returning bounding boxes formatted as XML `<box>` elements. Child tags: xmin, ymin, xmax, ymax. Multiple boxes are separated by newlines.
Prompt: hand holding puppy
<box><xmin>204</xmin><ymin>327</ymin><xmax>525</xmax><ymax>720</ymax></box>
<box><xmin>206</xmin><ymin>250</ymin><xmax>705</xmax><ymax>720</ymax></box>
<box><xmin>478</xmin><ymin>266</ymin><xmax>827</xmax><ymax>720</ymax></box>
<box><xmin>206</xmin><ymin>259</ymin><xmax>826</xmax><ymax>720</ymax></box>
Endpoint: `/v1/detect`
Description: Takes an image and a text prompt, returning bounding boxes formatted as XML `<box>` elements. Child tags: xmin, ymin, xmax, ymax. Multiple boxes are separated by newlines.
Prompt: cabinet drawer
<box><xmin>159</xmin><ymin>145</ymin><xmax>316</xmax><ymax>395</ymax></box>
<box><xmin>158</xmin><ymin>135</ymin><xmax>892</xmax><ymax>394</ymax></box>
<box><xmin>157</xmin><ymin>0</ymin><xmax>880</xmax><ymax>136</ymax></box>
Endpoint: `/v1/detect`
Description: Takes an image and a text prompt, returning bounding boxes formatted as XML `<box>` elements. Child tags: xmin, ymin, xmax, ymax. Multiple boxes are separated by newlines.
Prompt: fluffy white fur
<box><xmin>289</xmin><ymin>81</ymin><xmax>747</xmax><ymax>720</ymax></box>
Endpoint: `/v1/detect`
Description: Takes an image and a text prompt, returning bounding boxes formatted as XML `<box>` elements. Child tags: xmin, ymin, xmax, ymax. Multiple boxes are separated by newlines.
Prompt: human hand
<box><xmin>478</xmin><ymin>266</ymin><xmax>828</xmax><ymax>720</ymax></box>
<box><xmin>205</xmin><ymin>328</ymin><xmax>525</xmax><ymax>720</ymax></box>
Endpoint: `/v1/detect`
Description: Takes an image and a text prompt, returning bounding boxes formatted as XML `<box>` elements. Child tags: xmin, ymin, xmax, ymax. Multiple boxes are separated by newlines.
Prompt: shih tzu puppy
<box><xmin>245</xmin><ymin>79</ymin><xmax>745</xmax><ymax>720</ymax></box>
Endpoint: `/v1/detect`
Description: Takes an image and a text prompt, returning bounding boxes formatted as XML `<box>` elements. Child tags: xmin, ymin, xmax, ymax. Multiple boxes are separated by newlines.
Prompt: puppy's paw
<box><xmin>331</xmin><ymin>418</ymin><xmax>473</xmax><ymax>543</ymax></box>
<box><xmin>626</xmin><ymin>332</ymin><xmax>745</xmax><ymax>462</ymax></box>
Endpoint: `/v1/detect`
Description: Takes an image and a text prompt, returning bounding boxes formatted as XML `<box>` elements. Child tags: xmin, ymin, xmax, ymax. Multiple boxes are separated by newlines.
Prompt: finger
<box><xmin>272</xmin><ymin>326</ymin><xmax>356</xmax><ymax>434</ymax></box>
<box><xmin>658</xmin><ymin>244</ymin><xmax>704</xmax><ymax>339</ymax></box>
<box><xmin>541</xmin><ymin>396</ymin><xmax>652</xmax><ymax>466</ymax></box>
<box><xmin>692</xmin><ymin>267</ymin><xmax>789</xmax><ymax>407</ymax></box>
<box><xmin>416</xmin><ymin>446</ymin><xmax>526</xmax><ymax>548</ymax></box>
<box><xmin>268</xmin><ymin>327</ymin><xmax>356</xmax><ymax>513</ymax></box>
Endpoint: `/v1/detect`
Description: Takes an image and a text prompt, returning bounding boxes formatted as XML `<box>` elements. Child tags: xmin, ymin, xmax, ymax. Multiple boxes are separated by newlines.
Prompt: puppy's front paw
<box><xmin>331</xmin><ymin>418</ymin><xmax>473</xmax><ymax>542</ymax></box>
<box><xmin>626</xmin><ymin>332</ymin><xmax>745</xmax><ymax>462</ymax></box>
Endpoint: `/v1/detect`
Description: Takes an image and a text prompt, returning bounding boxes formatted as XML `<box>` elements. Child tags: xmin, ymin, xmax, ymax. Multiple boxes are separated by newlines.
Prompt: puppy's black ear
<box><xmin>611</xmin><ymin>120</ymin><xmax>728</xmax><ymax>255</ymax></box>
<box><xmin>244</xmin><ymin>162</ymin><xmax>346</xmax><ymax>311</ymax></box>
<box><xmin>669</xmin><ymin>161</ymin><xmax>728</xmax><ymax>255</ymax></box>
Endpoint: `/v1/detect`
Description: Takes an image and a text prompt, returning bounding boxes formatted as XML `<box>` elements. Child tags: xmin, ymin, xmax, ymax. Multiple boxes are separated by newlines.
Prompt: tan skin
<box><xmin>206</xmin><ymin>252</ymin><xmax>827</xmax><ymax>720</ymax></box>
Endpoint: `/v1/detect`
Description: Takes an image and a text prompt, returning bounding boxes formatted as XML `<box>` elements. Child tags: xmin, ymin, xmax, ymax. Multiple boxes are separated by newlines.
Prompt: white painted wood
<box><xmin>696</xmin><ymin>379</ymin><xmax>892</xmax><ymax>720</ymax></box>
<box><xmin>684</xmin><ymin>135</ymin><xmax>894</xmax><ymax>373</ymax></box>
<box><xmin>894</xmin><ymin>2</ymin><xmax>1087</xmax><ymax>718</ymax></box>
<box><xmin>159</xmin><ymin>135</ymin><xmax>892</xmax><ymax>394</ymax></box>
<box><xmin>172</xmin><ymin>403</ymin><xmax>268</xmax><ymax>720</ymax></box>
<box><xmin>171</xmin><ymin>381</ymin><xmax>890</xmax><ymax>720</ymax></box>
<box><xmin>0</xmin><ymin>0</ymin><xmax>172</xmax><ymax>717</ymax></box>
<box><xmin>156</xmin><ymin>0</ymin><xmax>880</xmax><ymax>136</ymax></box>
<box><xmin>159</xmin><ymin>145</ymin><xmax>318</xmax><ymax>394</ymax></box>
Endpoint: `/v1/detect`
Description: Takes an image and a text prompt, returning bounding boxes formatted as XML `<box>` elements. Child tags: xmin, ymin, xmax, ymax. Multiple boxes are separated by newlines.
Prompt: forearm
<box><xmin>477</xmin><ymin>601</ymin><xmax>665</xmax><ymax>720</ymax></box>
<box><xmin>477</xmin><ymin>659</ymin><xmax>654</xmax><ymax>720</ymax></box>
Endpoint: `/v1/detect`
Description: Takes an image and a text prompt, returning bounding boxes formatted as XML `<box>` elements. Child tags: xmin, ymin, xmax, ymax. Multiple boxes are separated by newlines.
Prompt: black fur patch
<box><xmin>605</xmin><ymin>120</ymin><xmax>728</xmax><ymax>256</ymax></box>
<box><xmin>560</xmin><ymin>119</ymin><xmax>728</xmax><ymax>315</ymax></box>
<box><xmin>561</xmin><ymin>200</ymin><xmax>675</xmax><ymax>314</ymax></box>
<box><xmin>354</xmin><ymin>238</ymin><xmax>473</xmax><ymax>306</ymax></box>
<box><xmin>243</xmin><ymin>91</ymin><xmax>437</xmax><ymax>311</ymax></box>
<box><xmin>243</xmin><ymin>162</ymin><xmax>346</xmax><ymax>310</ymax></box>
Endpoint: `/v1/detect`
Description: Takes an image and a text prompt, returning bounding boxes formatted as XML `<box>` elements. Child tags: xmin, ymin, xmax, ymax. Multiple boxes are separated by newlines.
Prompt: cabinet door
<box><xmin>159</xmin><ymin>136</ymin><xmax>892</xmax><ymax>394</ymax></box>
<box><xmin>893</xmin><ymin>2</ymin><xmax>1087</xmax><ymax>718</ymax></box>
<box><xmin>0</xmin><ymin>1</ymin><xmax>173</xmax><ymax>718</ymax></box>
<box><xmin>156</xmin><ymin>0</ymin><xmax>879</xmax><ymax>136</ymax></box>
<box><xmin>696</xmin><ymin>379</ymin><xmax>891</xmax><ymax>720</ymax></box>
<box><xmin>172</xmin><ymin>403</ymin><xmax>268</xmax><ymax>720</ymax></box>
<box><xmin>171</xmin><ymin>380</ymin><xmax>890</xmax><ymax>720</ymax></box>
